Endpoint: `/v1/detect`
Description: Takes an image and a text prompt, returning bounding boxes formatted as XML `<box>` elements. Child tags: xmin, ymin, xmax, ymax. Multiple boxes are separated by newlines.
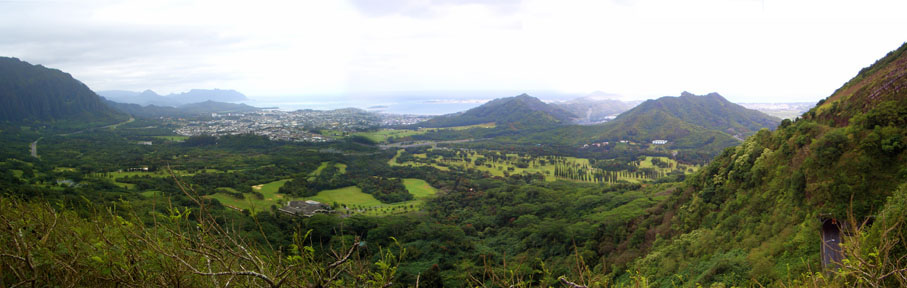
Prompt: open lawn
<box><xmin>104</xmin><ymin>169</ymin><xmax>221</xmax><ymax>189</ymax></box>
<box><xmin>391</xmin><ymin>149</ymin><xmax>696</xmax><ymax>183</ymax></box>
<box><xmin>305</xmin><ymin>186</ymin><xmax>382</xmax><ymax>207</ymax></box>
<box><xmin>439</xmin><ymin>122</ymin><xmax>496</xmax><ymax>130</ymax></box>
<box><xmin>351</xmin><ymin>123</ymin><xmax>496</xmax><ymax>144</ymax></box>
<box><xmin>254</xmin><ymin>179</ymin><xmax>290</xmax><ymax>196</ymax></box>
<box><xmin>353</xmin><ymin>129</ymin><xmax>425</xmax><ymax>143</ymax></box>
<box><xmin>403</xmin><ymin>178</ymin><xmax>437</xmax><ymax>198</ymax></box>
<box><xmin>204</xmin><ymin>176</ymin><xmax>438</xmax><ymax>216</ymax></box>
<box><xmin>306</xmin><ymin>178</ymin><xmax>438</xmax><ymax>216</ymax></box>
<box><xmin>152</xmin><ymin>135</ymin><xmax>189</xmax><ymax>142</ymax></box>
<box><xmin>309</xmin><ymin>162</ymin><xmax>347</xmax><ymax>181</ymax></box>
<box><xmin>388</xmin><ymin>149</ymin><xmax>450</xmax><ymax>171</ymax></box>
<box><xmin>206</xmin><ymin>179</ymin><xmax>290</xmax><ymax>214</ymax></box>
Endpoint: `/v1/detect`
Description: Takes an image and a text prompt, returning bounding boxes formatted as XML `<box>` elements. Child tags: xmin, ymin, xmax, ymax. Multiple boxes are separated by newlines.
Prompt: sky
<box><xmin>1</xmin><ymin>0</ymin><xmax>906</xmax><ymax>104</ymax></box>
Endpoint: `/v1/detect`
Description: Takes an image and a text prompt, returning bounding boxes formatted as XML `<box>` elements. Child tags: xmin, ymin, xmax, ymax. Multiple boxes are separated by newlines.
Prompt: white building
<box><xmin>652</xmin><ymin>140</ymin><xmax>668</xmax><ymax>145</ymax></box>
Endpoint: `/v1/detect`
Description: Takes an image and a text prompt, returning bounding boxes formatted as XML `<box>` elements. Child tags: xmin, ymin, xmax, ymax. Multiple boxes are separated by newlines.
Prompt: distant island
<box><xmin>98</xmin><ymin>88</ymin><xmax>249</xmax><ymax>107</ymax></box>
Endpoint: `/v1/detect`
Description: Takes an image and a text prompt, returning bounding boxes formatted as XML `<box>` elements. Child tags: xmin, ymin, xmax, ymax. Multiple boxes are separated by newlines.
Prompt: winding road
<box><xmin>29</xmin><ymin>117</ymin><xmax>133</xmax><ymax>159</ymax></box>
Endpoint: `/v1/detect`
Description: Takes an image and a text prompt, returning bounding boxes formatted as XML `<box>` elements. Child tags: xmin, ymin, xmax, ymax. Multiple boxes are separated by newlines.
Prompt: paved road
<box><xmin>58</xmin><ymin>117</ymin><xmax>134</xmax><ymax>136</ymax></box>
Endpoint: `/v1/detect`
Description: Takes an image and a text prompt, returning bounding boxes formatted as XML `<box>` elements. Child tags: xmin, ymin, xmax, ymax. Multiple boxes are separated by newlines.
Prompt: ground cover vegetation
<box><xmin>2</xmin><ymin>43</ymin><xmax>906</xmax><ymax>288</ymax></box>
<box><xmin>0</xmin><ymin>112</ymin><xmax>701</xmax><ymax>286</ymax></box>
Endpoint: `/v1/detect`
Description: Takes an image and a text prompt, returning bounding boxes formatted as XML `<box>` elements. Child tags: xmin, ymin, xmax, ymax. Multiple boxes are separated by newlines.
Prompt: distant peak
<box><xmin>585</xmin><ymin>91</ymin><xmax>621</xmax><ymax>100</ymax></box>
<box><xmin>679</xmin><ymin>91</ymin><xmax>724</xmax><ymax>99</ymax></box>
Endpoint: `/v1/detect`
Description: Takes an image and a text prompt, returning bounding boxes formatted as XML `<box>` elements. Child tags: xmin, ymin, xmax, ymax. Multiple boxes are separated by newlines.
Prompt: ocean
<box><xmin>240</xmin><ymin>98</ymin><xmax>489</xmax><ymax>115</ymax></box>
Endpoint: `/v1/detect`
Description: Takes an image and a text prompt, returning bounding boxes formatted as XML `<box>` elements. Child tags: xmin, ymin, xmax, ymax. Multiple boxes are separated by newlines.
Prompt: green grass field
<box><xmin>152</xmin><ymin>135</ymin><xmax>189</xmax><ymax>142</ymax></box>
<box><xmin>391</xmin><ymin>149</ymin><xmax>695</xmax><ymax>183</ymax></box>
<box><xmin>353</xmin><ymin>129</ymin><xmax>425</xmax><ymax>143</ymax></box>
<box><xmin>206</xmin><ymin>179</ymin><xmax>291</xmax><ymax>214</ymax></box>
<box><xmin>440</xmin><ymin>122</ymin><xmax>496</xmax><ymax>130</ymax></box>
<box><xmin>204</xmin><ymin>177</ymin><xmax>437</xmax><ymax>216</ymax></box>
<box><xmin>403</xmin><ymin>178</ymin><xmax>436</xmax><ymax>198</ymax></box>
<box><xmin>388</xmin><ymin>150</ymin><xmax>450</xmax><ymax>171</ymax></box>
<box><xmin>103</xmin><ymin>169</ymin><xmax>219</xmax><ymax>189</ymax></box>
<box><xmin>308</xmin><ymin>178</ymin><xmax>438</xmax><ymax>216</ymax></box>
<box><xmin>309</xmin><ymin>162</ymin><xmax>347</xmax><ymax>181</ymax></box>
<box><xmin>351</xmin><ymin>123</ymin><xmax>496</xmax><ymax>144</ymax></box>
<box><xmin>305</xmin><ymin>186</ymin><xmax>382</xmax><ymax>207</ymax></box>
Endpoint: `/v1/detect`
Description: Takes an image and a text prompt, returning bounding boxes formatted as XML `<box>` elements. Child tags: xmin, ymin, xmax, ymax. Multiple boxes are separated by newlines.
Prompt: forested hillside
<box><xmin>1</xmin><ymin>38</ymin><xmax>905</xmax><ymax>288</ymax></box>
<box><xmin>0</xmin><ymin>57</ymin><xmax>125</xmax><ymax>125</ymax></box>
<box><xmin>620</xmin><ymin>42</ymin><xmax>907</xmax><ymax>287</ymax></box>
<box><xmin>417</xmin><ymin>94</ymin><xmax>576</xmax><ymax>128</ymax></box>
<box><xmin>581</xmin><ymin>91</ymin><xmax>778</xmax><ymax>143</ymax></box>
<box><xmin>626</xmin><ymin>92</ymin><xmax>779</xmax><ymax>137</ymax></box>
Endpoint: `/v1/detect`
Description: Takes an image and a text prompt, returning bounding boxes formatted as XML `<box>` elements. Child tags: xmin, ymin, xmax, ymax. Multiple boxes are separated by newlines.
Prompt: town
<box><xmin>173</xmin><ymin>108</ymin><xmax>432</xmax><ymax>142</ymax></box>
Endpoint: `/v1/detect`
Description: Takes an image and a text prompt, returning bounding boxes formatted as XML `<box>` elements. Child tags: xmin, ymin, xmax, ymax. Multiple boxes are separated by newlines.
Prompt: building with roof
<box><xmin>279</xmin><ymin>200</ymin><xmax>332</xmax><ymax>217</ymax></box>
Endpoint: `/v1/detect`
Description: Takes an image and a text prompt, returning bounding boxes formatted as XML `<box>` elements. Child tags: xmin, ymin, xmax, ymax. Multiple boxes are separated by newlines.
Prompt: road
<box><xmin>58</xmin><ymin>117</ymin><xmax>134</xmax><ymax>136</ymax></box>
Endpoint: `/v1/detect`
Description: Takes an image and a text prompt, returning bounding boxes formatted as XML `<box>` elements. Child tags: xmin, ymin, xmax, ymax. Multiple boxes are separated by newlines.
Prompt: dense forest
<box><xmin>1</xmin><ymin>43</ymin><xmax>906</xmax><ymax>287</ymax></box>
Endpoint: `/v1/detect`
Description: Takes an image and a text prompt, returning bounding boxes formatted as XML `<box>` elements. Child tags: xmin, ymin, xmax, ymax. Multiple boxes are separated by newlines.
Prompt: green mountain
<box><xmin>618</xmin><ymin>42</ymin><xmax>907</xmax><ymax>287</ymax></box>
<box><xmin>416</xmin><ymin>94</ymin><xmax>577</xmax><ymax>128</ymax></box>
<box><xmin>0</xmin><ymin>57</ymin><xmax>125</xmax><ymax>125</ymax></box>
<box><xmin>614</xmin><ymin>91</ymin><xmax>780</xmax><ymax>139</ymax></box>
<box><xmin>526</xmin><ymin>92</ymin><xmax>776</xmax><ymax>161</ymax></box>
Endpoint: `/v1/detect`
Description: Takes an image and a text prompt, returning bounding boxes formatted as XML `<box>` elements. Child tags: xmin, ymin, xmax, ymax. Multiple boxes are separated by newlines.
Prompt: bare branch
<box><xmin>327</xmin><ymin>238</ymin><xmax>361</xmax><ymax>269</ymax></box>
<box><xmin>192</xmin><ymin>271</ymin><xmax>277</xmax><ymax>287</ymax></box>
<box><xmin>558</xmin><ymin>276</ymin><xmax>588</xmax><ymax>288</ymax></box>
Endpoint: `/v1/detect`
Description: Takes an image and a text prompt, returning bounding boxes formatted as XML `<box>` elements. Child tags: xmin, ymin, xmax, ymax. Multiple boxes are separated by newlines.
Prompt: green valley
<box><xmin>1</xmin><ymin>26</ymin><xmax>905</xmax><ymax>288</ymax></box>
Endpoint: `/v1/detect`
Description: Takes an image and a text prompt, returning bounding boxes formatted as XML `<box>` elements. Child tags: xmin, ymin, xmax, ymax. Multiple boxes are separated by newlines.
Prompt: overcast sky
<box><xmin>1</xmin><ymin>0</ymin><xmax>905</xmax><ymax>103</ymax></box>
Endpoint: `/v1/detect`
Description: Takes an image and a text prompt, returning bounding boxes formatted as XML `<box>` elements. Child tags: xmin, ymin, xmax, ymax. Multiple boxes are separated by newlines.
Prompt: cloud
<box><xmin>348</xmin><ymin>0</ymin><xmax>521</xmax><ymax>18</ymax></box>
<box><xmin>0</xmin><ymin>0</ymin><xmax>905</xmax><ymax>103</ymax></box>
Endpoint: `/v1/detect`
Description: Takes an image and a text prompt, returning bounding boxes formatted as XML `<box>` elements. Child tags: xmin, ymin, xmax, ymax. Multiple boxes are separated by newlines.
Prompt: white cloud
<box><xmin>0</xmin><ymin>0</ymin><xmax>905</xmax><ymax>103</ymax></box>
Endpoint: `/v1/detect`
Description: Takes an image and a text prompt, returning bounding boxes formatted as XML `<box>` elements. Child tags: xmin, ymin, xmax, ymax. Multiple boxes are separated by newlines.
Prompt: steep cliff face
<box><xmin>0</xmin><ymin>57</ymin><xmax>124</xmax><ymax>124</ymax></box>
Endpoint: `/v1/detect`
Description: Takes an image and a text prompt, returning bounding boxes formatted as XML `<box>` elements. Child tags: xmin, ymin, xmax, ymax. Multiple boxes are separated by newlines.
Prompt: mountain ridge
<box><xmin>416</xmin><ymin>93</ymin><xmax>577</xmax><ymax>128</ymax></box>
<box><xmin>0</xmin><ymin>57</ymin><xmax>126</xmax><ymax>125</ymax></box>
<box><xmin>102</xmin><ymin>98</ymin><xmax>260</xmax><ymax>118</ymax></box>
<box><xmin>619</xmin><ymin>91</ymin><xmax>781</xmax><ymax>139</ymax></box>
<box><xmin>616</xmin><ymin>42</ymin><xmax>907</xmax><ymax>286</ymax></box>
<box><xmin>98</xmin><ymin>88</ymin><xmax>249</xmax><ymax>107</ymax></box>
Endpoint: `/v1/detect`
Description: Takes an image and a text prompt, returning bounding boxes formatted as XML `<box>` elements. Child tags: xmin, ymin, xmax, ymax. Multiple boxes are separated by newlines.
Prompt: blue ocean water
<box><xmin>241</xmin><ymin>98</ymin><xmax>486</xmax><ymax>115</ymax></box>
